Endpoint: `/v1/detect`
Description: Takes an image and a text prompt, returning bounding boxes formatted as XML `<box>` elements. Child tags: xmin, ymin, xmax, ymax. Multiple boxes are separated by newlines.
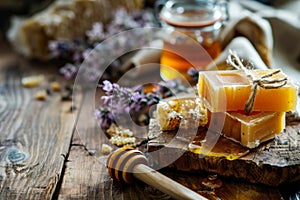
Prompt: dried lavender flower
<box><xmin>59</xmin><ymin>63</ymin><xmax>78</xmax><ymax>79</ymax></box>
<box><xmin>95</xmin><ymin>79</ymin><xmax>188</xmax><ymax>129</ymax></box>
<box><xmin>86</xmin><ymin>22</ymin><xmax>106</xmax><ymax>43</ymax></box>
<box><xmin>187</xmin><ymin>67</ymin><xmax>202</xmax><ymax>84</ymax></box>
<box><xmin>49</xmin><ymin>8</ymin><xmax>157</xmax><ymax>81</ymax></box>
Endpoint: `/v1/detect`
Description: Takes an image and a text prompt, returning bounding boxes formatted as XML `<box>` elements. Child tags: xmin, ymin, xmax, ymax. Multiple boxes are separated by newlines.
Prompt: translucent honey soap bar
<box><xmin>156</xmin><ymin>97</ymin><xmax>208</xmax><ymax>131</ymax></box>
<box><xmin>198</xmin><ymin>70</ymin><xmax>298</xmax><ymax>112</ymax></box>
<box><xmin>208</xmin><ymin>111</ymin><xmax>285</xmax><ymax>148</ymax></box>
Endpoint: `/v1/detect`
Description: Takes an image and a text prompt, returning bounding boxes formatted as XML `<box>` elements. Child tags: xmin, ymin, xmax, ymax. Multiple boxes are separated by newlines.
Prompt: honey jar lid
<box><xmin>159</xmin><ymin>0</ymin><xmax>226</xmax><ymax>28</ymax></box>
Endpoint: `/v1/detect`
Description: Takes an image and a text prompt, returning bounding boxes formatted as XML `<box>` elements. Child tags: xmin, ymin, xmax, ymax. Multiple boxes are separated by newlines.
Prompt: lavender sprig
<box><xmin>49</xmin><ymin>8</ymin><xmax>157</xmax><ymax>81</ymax></box>
<box><xmin>95</xmin><ymin>79</ymin><xmax>187</xmax><ymax>129</ymax></box>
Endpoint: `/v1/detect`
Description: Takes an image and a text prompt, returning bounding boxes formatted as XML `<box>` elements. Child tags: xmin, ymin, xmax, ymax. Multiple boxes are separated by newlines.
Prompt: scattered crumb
<box><xmin>35</xmin><ymin>90</ymin><xmax>47</xmax><ymax>100</ymax></box>
<box><xmin>87</xmin><ymin>149</ymin><xmax>96</xmax><ymax>156</ymax></box>
<box><xmin>50</xmin><ymin>82</ymin><xmax>61</xmax><ymax>91</ymax></box>
<box><xmin>22</xmin><ymin>76</ymin><xmax>74</xmax><ymax>105</ymax></box>
<box><xmin>46</xmin><ymin>88</ymin><xmax>52</xmax><ymax>95</ymax></box>
<box><xmin>101</xmin><ymin>144</ymin><xmax>113</xmax><ymax>155</ymax></box>
<box><xmin>65</xmin><ymin>85</ymin><xmax>73</xmax><ymax>92</ymax></box>
<box><xmin>69</xmin><ymin>105</ymin><xmax>77</xmax><ymax>112</ymax></box>
<box><xmin>61</xmin><ymin>92</ymin><xmax>72</xmax><ymax>101</ymax></box>
<box><xmin>22</xmin><ymin>75</ymin><xmax>44</xmax><ymax>87</ymax></box>
<box><xmin>110</xmin><ymin>136</ymin><xmax>136</xmax><ymax>147</ymax></box>
<box><xmin>107</xmin><ymin>123</ymin><xmax>136</xmax><ymax>147</ymax></box>
<box><xmin>107</xmin><ymin>123</ymin><xmax>133</xmax><ymax>137</ymax></box>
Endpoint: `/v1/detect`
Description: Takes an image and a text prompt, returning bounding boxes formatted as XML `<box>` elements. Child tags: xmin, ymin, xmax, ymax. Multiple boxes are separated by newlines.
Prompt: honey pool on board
<box><xmin>188</xmin><ymin>129</ymin><xmax>249</xmax><ymax>161</ymax></box>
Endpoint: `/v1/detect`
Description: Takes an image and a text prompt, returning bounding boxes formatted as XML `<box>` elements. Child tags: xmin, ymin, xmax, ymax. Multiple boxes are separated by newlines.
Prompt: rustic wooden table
<box><xmin>0</xmin><ymin>35</ymin><xmax>299</xmax><ymax>200</ymax></box>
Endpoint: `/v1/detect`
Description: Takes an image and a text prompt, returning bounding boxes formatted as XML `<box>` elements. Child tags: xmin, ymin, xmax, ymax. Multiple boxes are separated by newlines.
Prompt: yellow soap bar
<box><xmin>208</xmin><ymin>111</ymin><xmax>285</xmax><ymax>148</ymax></box>
<box><xmin>198</xmin><ymin>70</ymin><xmax>298</xmax><ymax>112</ymax></box>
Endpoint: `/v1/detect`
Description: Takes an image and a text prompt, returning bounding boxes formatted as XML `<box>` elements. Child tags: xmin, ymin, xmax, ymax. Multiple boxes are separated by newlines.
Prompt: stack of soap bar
<box><xmin>198</xmin><ymin>70</ymin><xmax>298</xmax><ymax>112</ymax></box>
<box><xmin>208</xmin><ymin>111</ymin><xmax>286</xmax><ymax>148</ymax></box>
<box><xmin>198</xmin><ymin>70</ymin><xmax>298</xmax><ymax>148</ymax></box>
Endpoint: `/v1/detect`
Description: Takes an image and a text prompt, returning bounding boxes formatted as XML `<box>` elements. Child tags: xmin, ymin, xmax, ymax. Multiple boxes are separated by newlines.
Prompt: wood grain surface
<box><xmin>148</xmin><ymin>118</ymin><xmax>300</xmax><ymax>186</ymax></box>
<box><xmin>0</xmin><ymin>41</ymin><xmax>82</xmax><ymax>199</ymax></box>
<box><xmin>57</xmin><ymin>91</ymin><xmax>170</xmax><ymax>200</ymax></box>
<box><xmin>1</xmin><ymin>36</ymin><xmax>300</xmax><ymax>199</ymax></box>
<box><xmin>57</xmin><ymin>91</ymin><xmax>109</xmax><ymax>199</ymax></box>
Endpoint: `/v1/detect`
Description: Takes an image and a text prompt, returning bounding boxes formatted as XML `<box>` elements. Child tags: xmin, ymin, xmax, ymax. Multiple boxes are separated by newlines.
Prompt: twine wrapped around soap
<box><xmin>226</xmin><ymin>50</ymin><xmax>288</xmax><ymax>114</ymax></box>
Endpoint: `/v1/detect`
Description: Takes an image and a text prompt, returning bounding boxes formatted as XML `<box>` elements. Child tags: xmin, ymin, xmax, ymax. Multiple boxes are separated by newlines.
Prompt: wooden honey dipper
<box><xmin>107</xmin><ymin>147</ymin><xmax>207</xmax><ymax>200</ymax></box>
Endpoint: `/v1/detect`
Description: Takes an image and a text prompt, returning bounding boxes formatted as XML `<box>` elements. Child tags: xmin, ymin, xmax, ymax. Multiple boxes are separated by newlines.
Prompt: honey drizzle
<box><xmin>188</xmin><ymin>130</ymin><xmax>250</xmax><ymax>161</ymax></box>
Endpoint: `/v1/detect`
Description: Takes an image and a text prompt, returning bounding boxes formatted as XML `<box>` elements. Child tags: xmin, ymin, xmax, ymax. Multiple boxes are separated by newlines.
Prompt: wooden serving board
<box><xmin>147</xmin><ymin>117</ymin><xmax>300</xmax><ymax>186</ymax></box>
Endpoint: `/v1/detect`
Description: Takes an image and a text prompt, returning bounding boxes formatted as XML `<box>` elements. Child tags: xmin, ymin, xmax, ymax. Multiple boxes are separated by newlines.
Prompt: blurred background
<box><xmin>0</xmin><ymin>0</ymin><xmax>281</xmax><ymax>34</ymax></box>
<box><xmin>0</xmin><ymin>0</ymin><xmax>54</xmax><ymax>33</ymax></box>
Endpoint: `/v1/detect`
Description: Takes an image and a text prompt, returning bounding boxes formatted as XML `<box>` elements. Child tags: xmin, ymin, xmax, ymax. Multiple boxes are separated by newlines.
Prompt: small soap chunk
<box><xmin>156</xmin><ymin>97</ymin><xmax>208</xmax><ymax>131</ymax></box>
<box><xmin>101</xmin><ymin>144</ymin><xmax>113</xmax><ymax>155</ymax></box>
<box><xmin>208</xmin><ymin>111</ymin><xmax>285</xmax><ymax>148</ymax></box>
<box><xmin>198</xmin><ymin>70</ymin><xmax>298</xmax><ymax>112</ymax></box>
<box><xmin>35</xmin><ymin>90</ymin><xmax>47</xmax><ymax>100</ymax></box>
<box><xmin>51</xmin><ymin>82</ymin><xmax>61</xmax><ymax>91</ymax></box>
<box><xmin>22</xmin><ymin>75</ymin><xmax>44</xmax><ymax>87</ymax></box>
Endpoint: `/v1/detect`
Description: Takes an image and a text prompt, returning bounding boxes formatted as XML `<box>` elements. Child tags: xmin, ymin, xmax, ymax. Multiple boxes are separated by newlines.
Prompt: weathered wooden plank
<box><xmin>58</xmin><ymin>90</ymin><xmax>290</xmax><ymax>200</ymax></box>
<box><xmin>57</xmin><ymin>91</ymin><xmax>110</xmax><ymax>199</ymax></box>
<box><xmin>148</xmin><ymin>118</ymin><xmax>300</xmax><ymax>186</ymax></box>
<box><xmin>162</xmin><ymin>170</ymin><xmax>283</xmax><ymax>200</ymax></box>
<box><xmin>57</xmin><ymin>91</ymin><xmax>172</xmax><ymax>200</ymax></box>
<box><xmin>0</xmin><ymin>47</ymin><xmax>81</xmax><ymax>199</ymax></box>
<box><xmin>56</xmin><ymin>91</ymin><xmax>126</xmax><ymax>199</ymax></box>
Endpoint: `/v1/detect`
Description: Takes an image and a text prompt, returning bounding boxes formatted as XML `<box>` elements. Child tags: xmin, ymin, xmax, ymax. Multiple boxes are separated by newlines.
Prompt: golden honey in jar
<box><xmin>157</xmin><ymin>0</ymin><xmax>228</xmax><ymax>81</ymax></box>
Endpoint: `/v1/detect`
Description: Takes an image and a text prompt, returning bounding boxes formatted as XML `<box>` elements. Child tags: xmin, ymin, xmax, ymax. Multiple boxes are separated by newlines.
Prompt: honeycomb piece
<box><xmin>156</xmin><ymin>97</ymin><xmax>208</xmax><ymax>131</ymax></box>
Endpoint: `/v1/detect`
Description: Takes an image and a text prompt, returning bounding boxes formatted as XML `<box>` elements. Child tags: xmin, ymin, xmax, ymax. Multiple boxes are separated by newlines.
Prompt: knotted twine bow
<box><xmin>226</xmin><ymin>50</ymin><xmax>288</xmax><ymax>114</ymax></box>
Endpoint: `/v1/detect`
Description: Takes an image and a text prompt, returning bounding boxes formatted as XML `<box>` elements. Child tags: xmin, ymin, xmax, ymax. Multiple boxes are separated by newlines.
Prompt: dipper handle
<box><xmin>107</xmin><ymin>147</ymin><xmax>207</xmax><ymax>200</ymax></box>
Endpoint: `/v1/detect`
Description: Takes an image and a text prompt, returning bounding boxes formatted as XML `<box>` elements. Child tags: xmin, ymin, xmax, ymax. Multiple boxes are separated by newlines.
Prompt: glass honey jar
<box><xmin>156</xmin><ymin>0</ymin><xmax>228</xmax><ymax>81</ymax></box>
